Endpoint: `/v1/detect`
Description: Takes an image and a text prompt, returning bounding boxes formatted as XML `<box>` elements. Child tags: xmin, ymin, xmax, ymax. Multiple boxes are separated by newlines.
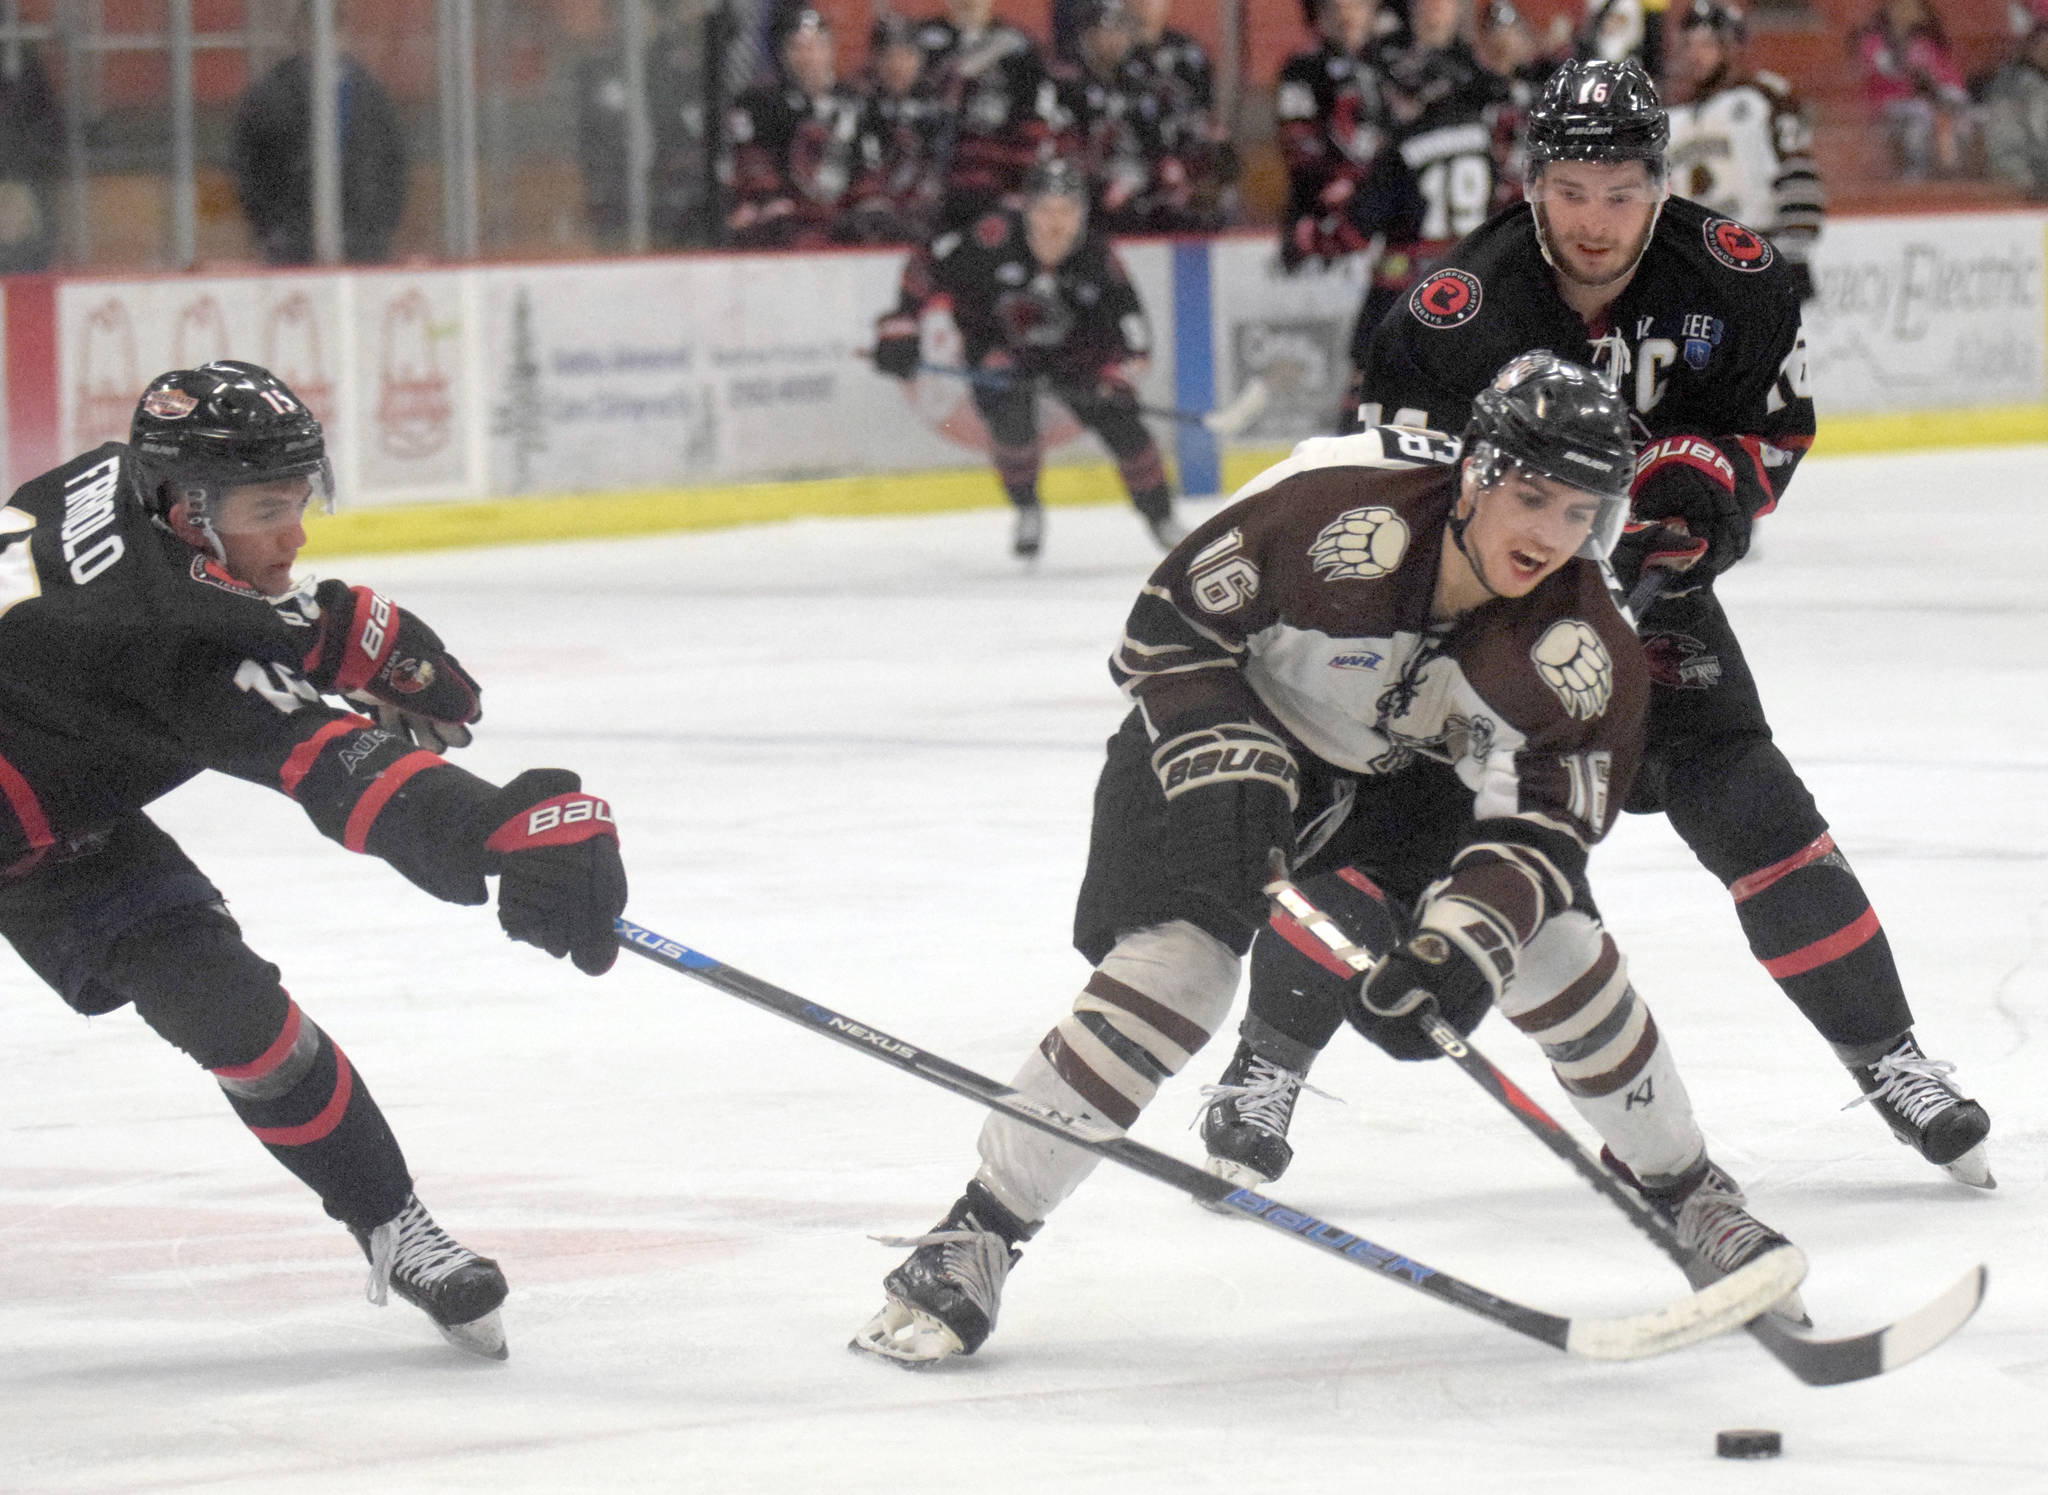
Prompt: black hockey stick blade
<box><xmin>612</xmin><ymin>916</ymin><xmax>1793</xmax><ymax>1361</ymax></box>
<box><xmin>1265</xmin><ymin>874</ymin><xmax>1988</xmax><ymax>1386</ymax></box>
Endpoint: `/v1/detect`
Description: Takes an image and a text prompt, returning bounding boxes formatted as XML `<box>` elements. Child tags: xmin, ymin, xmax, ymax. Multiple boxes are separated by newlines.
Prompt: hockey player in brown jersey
<box><xmin>1352</xmin><ymin>58</ymin><xmax>1991</xmax><ymax>1188</ymax></box>
<box><xmin>0</xmin><ymin>361</ymin><xmax>628</xmax><ymax>1359</ymax></box>
<box><xmin>850</xmin><ymin>352</ymin><xmax>1804</xmax><ymax>1367</ymax></box>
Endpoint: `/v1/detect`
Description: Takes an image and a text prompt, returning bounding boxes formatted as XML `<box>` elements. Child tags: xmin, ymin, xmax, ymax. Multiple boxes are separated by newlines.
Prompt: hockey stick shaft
<box><xmin>1265</xmin><ymin>875</ymin><xmax>1986</xmax><ymax>1385</ymax></box>
<box><xmin>612</xmin><ymin>915</ymin><xmax>1774</xmax><ymax>1361</ymax></box>
<box><xmin>886</xmin><ymin>354</ymin><xmax>1265</xmax><ymax>435</ymax></box>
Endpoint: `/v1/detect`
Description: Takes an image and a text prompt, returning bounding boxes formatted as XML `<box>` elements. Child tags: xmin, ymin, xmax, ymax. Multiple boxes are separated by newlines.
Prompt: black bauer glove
<box><xmin>1153</xmin><ymin>722</ymin><xmax>1300</xmax><ymax>954</ymax></box>
<box><xmin>475</xmin><ymin>769</ymin><xmax>626</xmax><ymax>975</ymax></box>
<box><xmin>307</xmin><ymin>582</ymin><xmax>482</xmax><ymax>748</ymax></box>
<box><xmin>872</xmin><ymin>314</ymin><xmax>921</xmax><ymax>381</ymax></box>
<box><xmin>1626</xmin><ymin>434</ymin><xmax>1755</xmax><ymax>585</ymax></box>
<box><xmin>1607</xmin><ymin>517</ymin><xmax>1709</xmax><ymax>598</ymax></box>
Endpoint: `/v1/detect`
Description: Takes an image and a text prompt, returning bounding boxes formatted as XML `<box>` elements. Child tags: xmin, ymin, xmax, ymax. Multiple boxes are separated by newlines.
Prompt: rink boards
<box><xmin>1</xmin><ymin>211</ymin><xmax>2045</xmax><ymax>553</ymax></box>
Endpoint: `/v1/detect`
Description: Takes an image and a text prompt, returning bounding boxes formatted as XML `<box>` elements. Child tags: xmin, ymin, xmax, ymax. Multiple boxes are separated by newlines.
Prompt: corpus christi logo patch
<box><xmin>1703</xmin><ymin>217</ymin><xmax>1774</xmax><ymax>272</ymax></box>
<box><xmin>1409</xmin><ymin>268</ymin><xmax>1483</xmax><ymax>329</ymax></box>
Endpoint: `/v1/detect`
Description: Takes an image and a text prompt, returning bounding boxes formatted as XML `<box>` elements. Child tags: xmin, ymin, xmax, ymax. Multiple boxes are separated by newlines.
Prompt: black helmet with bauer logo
<box><xmin>1524</xmin><ymin>57</ymin><xmax>1669</xmax><ymax>169</ymax></box>
<box><xmin>129</xmin><ymin>360</ymin><xmax>331</xmax><ymax>524</ymax></box>
<box><xmin>1463</xmin><ymin>351</ymin><xmax>1636</xmax><ymax>557</ymax></box>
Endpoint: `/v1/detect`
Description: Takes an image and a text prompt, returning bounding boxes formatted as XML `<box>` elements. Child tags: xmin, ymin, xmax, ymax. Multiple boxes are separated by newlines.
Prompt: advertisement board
<box><xmin>1209</xmin><ymin>233</ymin><xmax>1371</xmax><ymax>444</ymax></box>
<box><xmin>1805</xmin><ymin>214</ymin><xmax>2048</xmax><ymax>413</ymax></box>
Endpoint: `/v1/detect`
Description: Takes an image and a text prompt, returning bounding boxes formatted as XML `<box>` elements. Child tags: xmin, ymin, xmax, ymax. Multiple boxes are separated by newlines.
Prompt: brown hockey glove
<box><xmin>475</xmin><ymin>769</ymin><xmax>626</xmax><ymax>976</ymax></box>
<box><xmin>306</xmin><ymin>582</ymin><xmax>482</xmax><ymax>739</ymax></box>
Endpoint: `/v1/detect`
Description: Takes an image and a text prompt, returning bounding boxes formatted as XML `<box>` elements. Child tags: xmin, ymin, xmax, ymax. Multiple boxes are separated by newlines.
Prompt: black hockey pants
<box><xmin>0</xmin><ymin>813</ymin><xmax>413</xmax><ymax>1230</ymax></box>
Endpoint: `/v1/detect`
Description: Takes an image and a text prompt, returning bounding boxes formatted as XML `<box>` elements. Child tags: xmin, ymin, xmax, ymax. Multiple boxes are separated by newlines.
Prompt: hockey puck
<box><xmin>1716</xmin><ymin>1429</ymin><xmax>1782</xmax><ymax>1460</ymax></box>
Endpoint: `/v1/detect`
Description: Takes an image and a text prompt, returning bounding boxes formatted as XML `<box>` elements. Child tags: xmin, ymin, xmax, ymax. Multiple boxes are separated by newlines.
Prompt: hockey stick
<box><xmin>613</xmin><ymin>915</ymin><xmax>1799</xmax><ymax>1362</ymax></box>
<box><xmin>1265</xmin><ymin>874</ymin><xmax>1989</xmax><ymax>1386</ymax></box>
<box><xmin>867</xmin><ymin>350</ymin><xmax>1271</xmax><ymax>438</ymax></box>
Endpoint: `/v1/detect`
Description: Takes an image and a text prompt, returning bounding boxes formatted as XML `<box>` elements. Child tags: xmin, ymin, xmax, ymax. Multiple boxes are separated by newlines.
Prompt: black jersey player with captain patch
<box><xmin>1221</xmin><ymin>59</ymin><xmax>1992</xmax><ymax>1192</ymax></box>
<box><xmin>0</xmin><ymin>361</ymin><xmax>629</xmax><ymax>1359</ymax></box>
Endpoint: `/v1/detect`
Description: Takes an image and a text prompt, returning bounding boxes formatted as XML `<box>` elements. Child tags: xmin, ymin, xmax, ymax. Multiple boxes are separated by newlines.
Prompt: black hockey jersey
<box><xmin>0</xmin><ymin>445</ymin><xmax>499</xmax><ymax>900</ymax></box>
<box><xmin>885</xmin><ymin>209</ymin><xmax>1151</xmax><ymax>379</ymax></box>
<box><xmin>1360</xmin><ymin>194</ymin><xmax>1815</xmax><ymax>523</ymax></box>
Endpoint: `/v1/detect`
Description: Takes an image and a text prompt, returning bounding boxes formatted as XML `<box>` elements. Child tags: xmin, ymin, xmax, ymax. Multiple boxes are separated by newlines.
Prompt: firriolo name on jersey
<box><xmin>61</xmin><ymin>457</ymin><xmax>126</xmax><ymax>583</ymax></box>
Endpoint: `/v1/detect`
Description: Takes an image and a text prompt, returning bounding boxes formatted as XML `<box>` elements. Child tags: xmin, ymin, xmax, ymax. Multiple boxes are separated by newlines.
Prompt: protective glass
<box><xmin>206</xmin><ymin>462</ymin><xmax>336</xmax><ymax>536</ymax></box>
<box><xmin>1523</xmin><ymin>172</ymin><xmax>1669</xmax><ymax>206</ymax></box>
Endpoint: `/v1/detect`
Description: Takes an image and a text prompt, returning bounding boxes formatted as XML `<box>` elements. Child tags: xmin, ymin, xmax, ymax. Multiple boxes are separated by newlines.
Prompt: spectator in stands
<box><xmin>0</xmin><ymin>43</ymin><xmax>62</xmax><ymax>273</ymax></box>
<box><xmin>848</xmin><ymin>16</ymin><xmax>948</xmax><ymax>243</ymax></box>
<box><xmin>1275</xmin><ymin>0</ymin><xmax>1388</xmax><ymax>272</ymax></box>
<box><xmin>1125</xmin><ymin>0</ymin><xmax>1240</xmax><ymax>225</ymax></box>
<box><xmin>1852</xmin><ymin>0</ymin><xmax>1977</xmax><ymax>178</ymax></box>
<box><xmin>1982</xmin><ymin>3</ymin><xmax>2048</xmax><ymax>193</ymax></box>
<box><xmin>570</xmin><ymin>0</ymin><xmax>716</xmax><ymax>249</ymax></box>
<box><xmin>723</xmin><ymin>8</ymin><xmax>869</xmax><ymax>247</ymax></box>
<box><xmin>232</xmin><ymin>45</ymin><xmax>410</xmax><ymax>264</ymax></box>
<box><xmin>1051</xmin><ymin>0</ymin><xmax>1184</xmax><ymax>231</ymax></box>
<box><xmin>911</xmin><ymin>0</ymin><xmax>1058</xmax><ymax>228</ymax></box>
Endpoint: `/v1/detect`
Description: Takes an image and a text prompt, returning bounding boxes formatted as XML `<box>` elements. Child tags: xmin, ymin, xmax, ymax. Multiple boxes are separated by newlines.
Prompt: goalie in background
<box><xmin>870</xmin><ymin>157</ymin><xmax>1185</xmax><ymax>560</ymax></box>
<box><xmin>0</xmin><ymin>361</ymin><xmax>628</xmax><ymax>1360</ymax></box>
<box><xmin>851</xmin><ymin>352</ymin><xmax>1805</xmax><ymax>1368</ymax></box>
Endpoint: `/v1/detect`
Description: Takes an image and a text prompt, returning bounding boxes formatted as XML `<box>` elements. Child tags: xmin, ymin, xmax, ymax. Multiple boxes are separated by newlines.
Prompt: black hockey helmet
<box><xmin>129</xmin><ymin>360</ymin><xmax>332</xmax><ymax>529</ymax></box>
<box><xmin>1462</xmin><ymin>351</ymin><xmax>1636</xmax><ymax>557</ymax></box>
<box><xmin>1679</xmin><ymin>0</ymin><xmax>1747</xmax><ymax>40</ymax></box>
<box><xmin>1523</xmin><ymin>58</ymin><xmax>1670</xmax><ymax>170</ymax></box>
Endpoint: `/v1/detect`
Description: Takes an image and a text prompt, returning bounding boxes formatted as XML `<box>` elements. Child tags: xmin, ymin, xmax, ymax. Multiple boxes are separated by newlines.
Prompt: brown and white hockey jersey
<box><xmin>1112</xmin><ymin>429</ymin><xmax>1649</xmax><ymax>881</ymax></box>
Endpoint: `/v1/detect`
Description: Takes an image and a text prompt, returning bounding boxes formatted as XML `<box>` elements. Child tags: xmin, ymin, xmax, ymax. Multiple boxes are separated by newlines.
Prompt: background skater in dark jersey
<box><xmin>1207</xmin><ymin>59</ymin><xmax>1991</xmax><ymax>1192</ymax></box>
<box><xmin>848</xmin><ymin>353</ymin><xmax>1803</xmax><ymax>1367</ymax></box>
<box><xmin>0</xmin><ymin>361</ymin><xmax>629</xmax><ymax>1358</ymax></box>
<box><xmin>872</xmin><ymin>157</ymin><xmax>1183</xmax><ymax>558</ymax></box>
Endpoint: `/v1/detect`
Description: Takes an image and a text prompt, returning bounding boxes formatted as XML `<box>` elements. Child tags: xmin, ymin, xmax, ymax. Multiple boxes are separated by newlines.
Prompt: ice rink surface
<box><xmin>3</xmin><ymin>444</ymin><xmax>2044</xmax><ymax>1493</ymax></box>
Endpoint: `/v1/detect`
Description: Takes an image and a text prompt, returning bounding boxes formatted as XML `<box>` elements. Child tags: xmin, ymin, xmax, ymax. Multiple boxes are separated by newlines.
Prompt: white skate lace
<box><xmin>1675</xmin><ymin>1174</ymin><xmax>1783</xmax><ymax>1275</ymax></box>
<box><xmin>1195</xmin><ymin>1058</ymin><xmax>1338</xmax><ymax>1137</ymax></box>
<box><xmin>871</xmin><ymin>1228</ymin><xmax>1013</xmax><ymax>1327</ymax></box>
<box><xmin>363</xmin><ymin>1198</ymin><xmax>479</xmax><ymax>1306</ymax></box>
<box><xmin>1843</xmin><ymin>1051</ymin><xmax>1965</xmax><ymax>1131</ymax></box>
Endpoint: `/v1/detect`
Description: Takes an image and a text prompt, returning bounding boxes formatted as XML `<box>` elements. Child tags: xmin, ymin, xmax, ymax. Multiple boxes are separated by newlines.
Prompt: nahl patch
<box><xmin>1409</xmin><ymin>267</ymin><xmax>1483</xmax><ymax>328</ymax></box>
<box><xmin>1531</xmin><ymin>619</ymin><xmax>1615</xmax><ymax>721</ymax></box>
<box><xmin>1702</xmin><ymin>217</ymin><xmax>1775</xmax><ymax>272</ymax></box>
<box><xmin>1309</xmin><ymin>506</ymin><xmax>1410</xmax><ymax>581</ymax></box>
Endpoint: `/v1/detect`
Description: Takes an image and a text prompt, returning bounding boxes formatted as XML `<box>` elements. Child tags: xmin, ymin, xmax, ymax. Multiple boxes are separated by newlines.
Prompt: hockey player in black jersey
<box><xmin>1205</xmin><ymin>58</ymin><xmax>1992</xmax><ymax>1192</ymax></box>
<box><xmin>0</xmin><ymin>361</ymin><xmax>629</xmax><ymax>1357</ymax></box>
<box><xmin>850</xmin><ymin>353</ymin><xmax>1804</xmax><ymax>1366</ymax></box>
<box><xmin>871</xmin><ymin>157</ymin><xmax>1183</xmax><ymax>557</ymax></box>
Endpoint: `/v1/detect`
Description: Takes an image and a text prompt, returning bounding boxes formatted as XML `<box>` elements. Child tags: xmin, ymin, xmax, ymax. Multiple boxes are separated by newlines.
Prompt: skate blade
<box><xmin>848</xmin><ymin>1298</ymin><xmax>966</xmax><ymax>1368</ymax></box>
<box><xmin>1941</xmin><ymin>1143</ymin><xmax>1995</xmax><ymax>1189</ymax></box>
<box><xmin>1200</xmin><ymin>1155</ymin><xmax>1276</xmax><ymax>1207</ymax></box>
<box><xmin>435</xmin><ymin>1308</ymin><xmax>508</xmax><ymax>1361</ymax></box>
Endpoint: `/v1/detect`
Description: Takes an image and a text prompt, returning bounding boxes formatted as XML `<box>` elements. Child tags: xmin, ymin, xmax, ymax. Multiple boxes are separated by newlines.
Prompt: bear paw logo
<box><xmin>1309</xmin><ymin>506</ymin><xmax>1411</xmax><ymax>581</ymax></box>
<box><xmin>1531</xmin><ymin>619</ymin><xmax>1614</xmax><ymax>721</ymax></box>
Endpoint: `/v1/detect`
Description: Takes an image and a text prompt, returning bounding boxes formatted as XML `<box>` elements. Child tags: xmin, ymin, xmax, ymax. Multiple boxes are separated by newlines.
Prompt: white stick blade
<box><xmin>1566</xmin><ymin>1245</ymin><xmax>1809</xmax><ymax>1361</ymax></box>
<box><xmin>1203</xmin><ymin>377</ymin><xmax>1271</xmax><ymax>439</ymax></box>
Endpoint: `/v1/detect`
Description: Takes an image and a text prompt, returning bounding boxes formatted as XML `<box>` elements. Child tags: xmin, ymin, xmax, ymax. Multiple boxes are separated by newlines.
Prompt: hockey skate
<box><xmin>1012</xmin><ymin>504</ymin><xmax>1045</xmax><ymax>559</ymax></box>
<box><xmin>1633</xmin><ymin>1157</ymin><xmax>1809</xmax><ymax>1327</ymax></box>
<box><xmin>354</xmin><ymin>1195</ymin><xmax>509</xmax><ymax>1360</ymax></box>
<box><xmin>1197</xmin><ymin>1040</ymin><xmax>1330</xmax><ymax>1189</ymax></box>
<box><xmin>850</xmin><ymin>1182</ymin><xmax>1032</xmax><ymax>1367</ymax></box>
<box><xmin>1845</xmin><ymin>1035</ymin><xmax>1994</xmax><ymax>1188</ymax></box>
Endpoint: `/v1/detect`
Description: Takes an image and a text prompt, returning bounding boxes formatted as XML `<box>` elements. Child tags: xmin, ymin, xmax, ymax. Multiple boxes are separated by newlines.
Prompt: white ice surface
<box><xmin>3</xmin><ymin>447</ymin><xmax>2044</xmax><ymax>1493</ymax></box>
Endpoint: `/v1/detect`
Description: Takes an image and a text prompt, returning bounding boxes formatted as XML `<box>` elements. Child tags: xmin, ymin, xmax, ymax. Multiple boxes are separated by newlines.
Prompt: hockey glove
<box><xmin>1629</xmin><ymin>435</ymin><xmax>1754</xmax><ymax>582</ymax></box>
<box><xmin>1153</xmin><ymin>723</ymin><xmax>1300</xmax><ymax>954</ymax></box>
<box><xmin>1607</xmin><ymin>517</ymin><xmax>1710</xmax><ymax>598</ymax></box>
<box><xmin>872</xmin><ymin>315</ymin><xmax>921</xmax><ymax>381</ymax></box>
<box><xmin>1350</xmin><ymin>931</ymin><xmax>1491</xmax><ymax>1029</ymax></box>
<box><xmin>306</xmin><ymin>582</ymin><xmax>482</xmax><ymax>739</ymax></box>
<box><xmin>1782</xmin><ymin>259</ymin><xmax>1817</xmax><ymax>304</ymax></box>
<box><xmin>475</xmin><ymin>769</ymin><xmax>626</xmax><ymax>976</ymax></box>
<box><xmin>345</xmin><ymin>692</ymin><xmax>472</xmax><ymax>754</ymax></box>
